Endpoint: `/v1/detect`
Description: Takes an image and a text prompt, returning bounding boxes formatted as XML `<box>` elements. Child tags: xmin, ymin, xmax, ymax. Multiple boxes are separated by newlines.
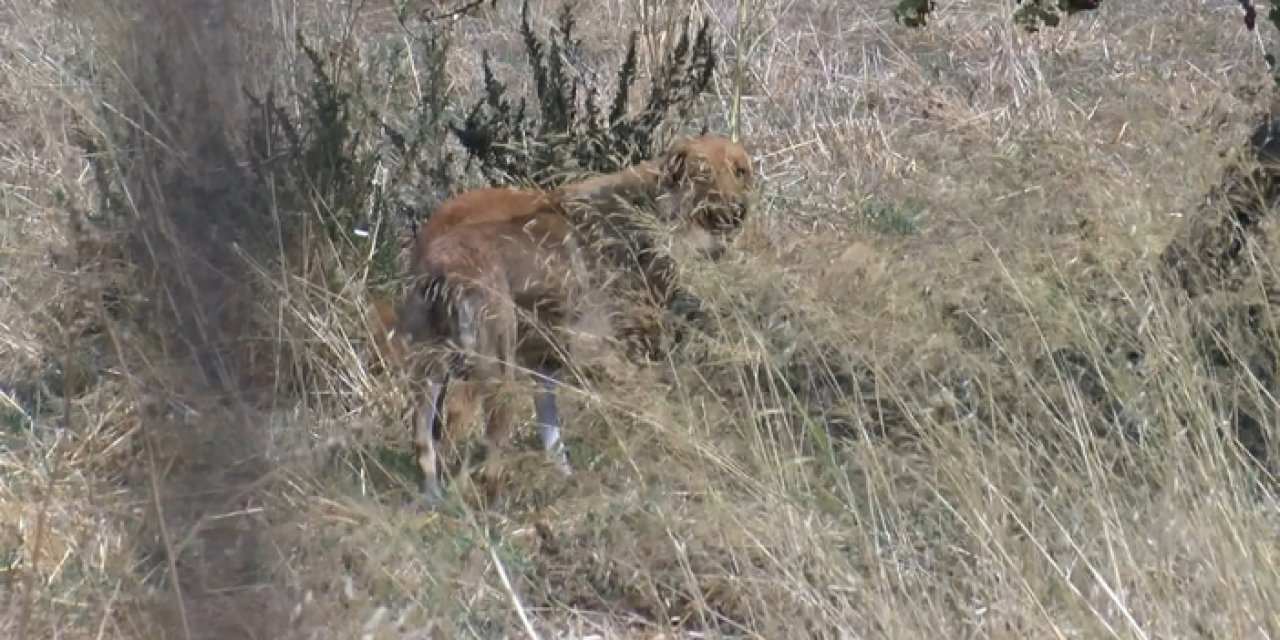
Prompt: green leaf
<box><xmin>893</xmin><ymin>0</ymin><xmax>934</xmax><ymax>28</ymax></box>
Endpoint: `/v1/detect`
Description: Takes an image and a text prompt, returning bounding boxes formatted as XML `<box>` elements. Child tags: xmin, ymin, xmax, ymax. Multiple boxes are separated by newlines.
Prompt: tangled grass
<box><xmin>2</xmin><ymin>0</ymin><xmax>1279</xmax><ymax>637</ymax></box>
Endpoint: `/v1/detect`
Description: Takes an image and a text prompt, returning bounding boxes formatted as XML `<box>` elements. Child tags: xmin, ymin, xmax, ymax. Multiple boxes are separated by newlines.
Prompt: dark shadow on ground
<box><xmin>85</xmin><ymin>1</ymin><xmax>299</xmax><ymax>637</ymax></box>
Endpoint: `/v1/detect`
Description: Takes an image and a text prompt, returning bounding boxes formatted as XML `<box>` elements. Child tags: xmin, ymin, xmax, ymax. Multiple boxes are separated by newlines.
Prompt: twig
<box><xmin>14</xmin><ymin>437</ymin><xmax>56</xmax><ymax>640</ymax></box>
<box><xmin>488</xmin><ymin>540</ymin><xmax>540</xmax><ymax>639</ymax></box>
<box><xmin>1241</xmin><ymin>0</ymin><xmax>1258</xmax><ymax>31</ymax></box>
<box><xmin>730</xmin><ymin>0</ymin><xmax>748</xmax><ymax>142</ymax></box>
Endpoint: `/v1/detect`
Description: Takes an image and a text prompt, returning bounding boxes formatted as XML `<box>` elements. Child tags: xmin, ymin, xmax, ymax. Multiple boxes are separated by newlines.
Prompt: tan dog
<box><xmin>419</xmin><ymin>135</ymin><xmax>755</xmax><ymax>280</ymax></box>
<box><xmin>378</xmin><ymin>134</ymin><xmax>755</xmax><ymax>507</ymax></box>
<box><xmin>416</xmin><ymin>186</ymin><xmax>552</xmax><ymax>244</ymax></box>
<box><xmin>413</xmin><ymin>134</ymin><xmax>756</xmax><ymax>347</ymax></box>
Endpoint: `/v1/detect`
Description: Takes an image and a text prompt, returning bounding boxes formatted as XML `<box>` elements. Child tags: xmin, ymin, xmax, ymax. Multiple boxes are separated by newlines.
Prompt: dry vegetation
<box><xmin>2</xmin><ymin>0</ymin><xmax>1280</xmax><ymax>637</ymax></box>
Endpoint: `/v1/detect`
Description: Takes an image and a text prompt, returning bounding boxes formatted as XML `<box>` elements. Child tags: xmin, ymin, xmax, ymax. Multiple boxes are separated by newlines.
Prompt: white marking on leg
<box><xmin>456</xmin><ymin>296</ymin><xmax>481</xmax><ymax>352</ymax></box>
<box><xmin>534</xmin><ymin>367</ymin><xmax>572</xmax><ymax>475</ymax></box>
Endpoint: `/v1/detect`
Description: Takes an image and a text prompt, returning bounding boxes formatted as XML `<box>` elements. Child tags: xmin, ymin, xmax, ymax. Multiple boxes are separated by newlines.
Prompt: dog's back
<box><xmin>411</xmin><ymin>187</ymin><xmax>551</xmax><ymax>264</ymax></box>
<box><xmin>402</xmin><ymin>210</ymin><xmax>590</xmax><ymax>360</ymax></box>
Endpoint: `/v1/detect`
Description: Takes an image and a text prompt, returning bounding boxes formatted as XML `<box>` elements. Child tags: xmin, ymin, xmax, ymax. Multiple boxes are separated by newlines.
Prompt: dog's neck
<box><xmin>555</xmin><ymin>160</ymin><xmax>672</xmax><ymax>219</ymax></box>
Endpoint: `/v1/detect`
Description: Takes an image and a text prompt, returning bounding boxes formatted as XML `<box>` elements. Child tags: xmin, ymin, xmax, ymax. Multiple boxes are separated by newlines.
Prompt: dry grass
<box><xmin>3</xmin><ymin>0</ymin><xmax>1280</xmax><ymax>638</ymax></box>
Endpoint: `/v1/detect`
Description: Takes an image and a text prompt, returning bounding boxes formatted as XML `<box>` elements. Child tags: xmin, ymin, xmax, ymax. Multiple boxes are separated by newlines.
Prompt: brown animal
<box><xmin>419</xmin><ymin>135</ymin><xmax>755</xmax><ymax>283</ymax></box>
<box><xmin>380</xmin><ymin>134</ymin><xmax>755</xmax><ymax>507</ymax></box>
<box><xmin>416</xmin><ymin>186</ymin><xmax>553</xmax><ymax>244</ymax></box>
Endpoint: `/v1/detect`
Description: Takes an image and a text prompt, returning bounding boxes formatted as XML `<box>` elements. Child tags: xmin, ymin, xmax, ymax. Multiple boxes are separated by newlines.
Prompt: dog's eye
<box><xmin>734</xmin><ymin>165</ymin><xmax>750</xmax><ymax>180</ymax></box>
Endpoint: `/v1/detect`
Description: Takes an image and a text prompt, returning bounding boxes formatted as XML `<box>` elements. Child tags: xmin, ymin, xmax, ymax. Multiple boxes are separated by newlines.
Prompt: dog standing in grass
<box><xmin>375</xmin><ymin>134</ymin><xmax>756</xmax><ymax>508</ymax></box>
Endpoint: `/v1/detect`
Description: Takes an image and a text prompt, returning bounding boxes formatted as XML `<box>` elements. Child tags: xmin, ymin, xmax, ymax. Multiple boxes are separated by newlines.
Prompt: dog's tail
<box><xmin>406</xmin><ymin>271</ymin><xmax>481</xmax><ymax>375</ymax></box>
<box><xmin>399</xmin><ymin>273</ymin><xmax>451</xmax><ymax>339</ymax></box>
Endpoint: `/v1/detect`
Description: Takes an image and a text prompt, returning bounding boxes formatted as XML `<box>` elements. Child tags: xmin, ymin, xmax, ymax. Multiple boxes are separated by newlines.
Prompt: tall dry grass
<box><xmin>2</xmin><ymin>0</ymin><xmax>1280</xmax><ymax>638</ymax></box>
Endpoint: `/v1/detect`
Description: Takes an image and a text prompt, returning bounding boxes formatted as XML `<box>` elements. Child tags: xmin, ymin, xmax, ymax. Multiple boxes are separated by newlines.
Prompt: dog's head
<box><xmin>656</xmin><ymin>134</ymin><xmax>756</xmax><ymax>259</ymax></box>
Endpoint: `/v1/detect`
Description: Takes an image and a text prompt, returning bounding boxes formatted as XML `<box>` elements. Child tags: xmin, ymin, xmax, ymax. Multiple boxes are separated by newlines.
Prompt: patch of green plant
<box><xmin>895</xmin><ymin>1</ymin><xmax>1101</xmax><ymax>32</ymax></box>
<box><xmin>1013</xmin><ymin>0</ymin><xmax>1101</xmax><ymax>32</ymax></box>
<box><xmin>244</xmin><ymin>18</ymin><xmax>457</xmax><ymax>290</ymax></box>
<box><xmin>864</xmin><ymin>201</ymin><xmax>923</xmax><ymax>236</ymax></box>
<box><xmin>0</xmin><ymin>406</ymin><xmax>30</xmax><ymax>434</ymax></box>
<box><xmin>892</xmin><ymin>0</ymin><xmax>935</xmax><ymax>28</ymax></box>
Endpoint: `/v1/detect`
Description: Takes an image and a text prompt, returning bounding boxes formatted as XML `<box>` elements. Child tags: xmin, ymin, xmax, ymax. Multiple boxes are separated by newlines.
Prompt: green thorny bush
<box><xmin>67</xmin><ymin>0</ymin><xmax>721</xmax><ymax>391</ymax></box>
<box><xmin>71</xmin><ymin>10</ymin><xmax>455</xmax><ymax>298</ymax></box>
<box><xmin>454</xmin><ymin>0</ymin><xmax>717</xmax><ymax>189</ymax></box>
<box><xmin>223</xmin><ymin>0</ymin><xmax>718</xmax><ymax>286</ymax></box>
<box><xmin>243</xmin><ymin>27</ymin><xmax>456</xmax><ymax>293</ymax></box>
<box><xmin>61</xmin><ymin>2</ymin><xmax>461</xmax><ymax>406</ymax></box>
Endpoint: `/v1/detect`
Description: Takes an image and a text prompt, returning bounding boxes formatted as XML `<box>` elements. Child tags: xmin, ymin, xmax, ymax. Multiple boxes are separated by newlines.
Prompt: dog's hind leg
<box><xmin>413</xmin><ymin>376</ymin><xmax>449</xmax><ymax>509</ymax></box>
<box><xmin>468</xmin><ymin>294</ymin><xmax>521</xmax><ymax>502</ymax></box>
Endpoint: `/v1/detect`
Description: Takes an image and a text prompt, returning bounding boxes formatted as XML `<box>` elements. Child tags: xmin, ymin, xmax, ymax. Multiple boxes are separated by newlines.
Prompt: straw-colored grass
<box><xmin>3</xmin><ymin>0</ymin><xmax>1280</xmax><ymax>637</ymax></box>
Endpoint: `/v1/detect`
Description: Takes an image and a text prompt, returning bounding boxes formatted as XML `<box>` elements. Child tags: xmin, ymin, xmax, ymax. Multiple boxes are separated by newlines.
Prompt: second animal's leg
<box><xmin>534</xmin><ymin>364</ymin><xmax>572</xmax><ymax>475</ymax></box>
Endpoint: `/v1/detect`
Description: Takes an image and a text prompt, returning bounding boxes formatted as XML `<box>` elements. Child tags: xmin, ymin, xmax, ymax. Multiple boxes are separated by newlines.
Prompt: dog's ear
<box><xmin>660</xmin><ymin>139</ymin><xmax>692</xmax><ymax>190</ymax></box>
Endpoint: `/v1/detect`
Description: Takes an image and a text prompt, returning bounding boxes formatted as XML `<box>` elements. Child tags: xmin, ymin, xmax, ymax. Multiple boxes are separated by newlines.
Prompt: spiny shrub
<box><xmin>67</xmin><ymin>1</ymin><xmax>465</xmax><ymax>400</ymax></box>
<box><xmin>244</xmin><ymin>18</ymin><xmax>457</xmax><ymax>292</ymax></box>
<box><xmin>454</xmin><ymin>0</ymin><xmax>717</xmax><ymax>188</ymax></box>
